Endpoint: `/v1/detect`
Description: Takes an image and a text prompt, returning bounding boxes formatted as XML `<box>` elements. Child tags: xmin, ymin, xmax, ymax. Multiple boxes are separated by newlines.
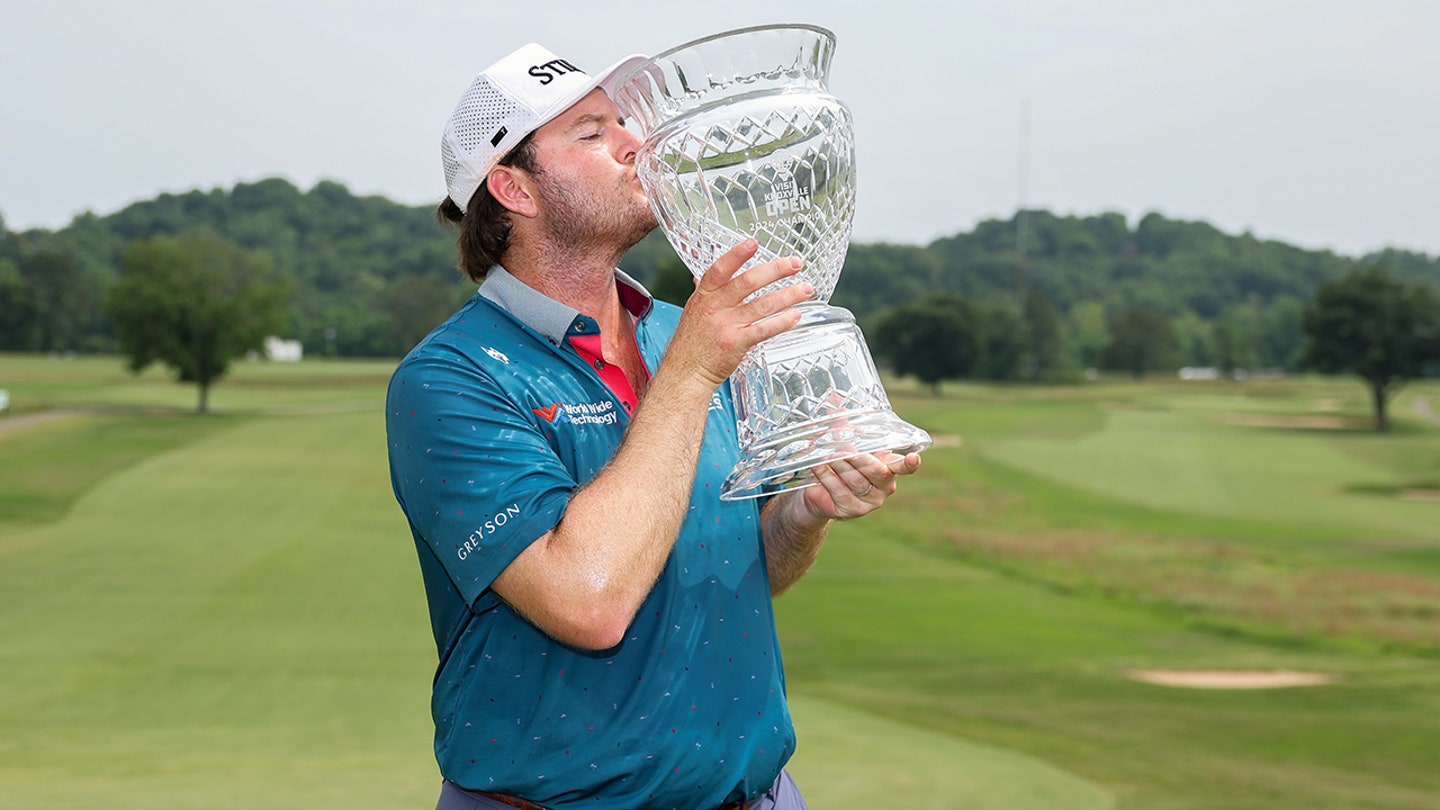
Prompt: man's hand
<box><xmin>800</xmin><ymin>451</ymin><xmax>923</xmax><ymax>521</ymax></box>
<box><xmin>665</xmin><ymin>239</ymin><xmax>812</xmax><ymax>390</ymax></box>
<box><xmin>761</xmin><ymin>450</ymin><xmax>923</xmax><ymax>596</ymax></box>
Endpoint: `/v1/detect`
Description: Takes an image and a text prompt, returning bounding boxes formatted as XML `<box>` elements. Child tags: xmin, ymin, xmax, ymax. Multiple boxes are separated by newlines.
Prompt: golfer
<box><xmin>385</xmin><ymin>41</ymin><xmax>920</xmax><ymax>810</ymax></box>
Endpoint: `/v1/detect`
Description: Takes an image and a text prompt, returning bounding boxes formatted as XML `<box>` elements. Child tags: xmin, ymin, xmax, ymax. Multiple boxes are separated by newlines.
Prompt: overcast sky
<box><xmin>3</xmin><ymin>0</ymin><xmax>1436</xmax><ymax>258</ymax></box>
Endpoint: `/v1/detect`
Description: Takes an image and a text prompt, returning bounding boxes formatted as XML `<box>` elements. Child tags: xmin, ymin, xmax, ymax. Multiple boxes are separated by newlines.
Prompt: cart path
<box><xmin>0</xmin><ymin>408</ymin><xmax>96</xmax><ymax>435</ymax></box>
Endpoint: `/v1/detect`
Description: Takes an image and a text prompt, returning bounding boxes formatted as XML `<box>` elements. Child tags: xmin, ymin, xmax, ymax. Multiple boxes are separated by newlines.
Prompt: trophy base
<box><xmin>719</xmin><ymin>408</ymin><xmax>933</xmax><ymax>501</ymax></box>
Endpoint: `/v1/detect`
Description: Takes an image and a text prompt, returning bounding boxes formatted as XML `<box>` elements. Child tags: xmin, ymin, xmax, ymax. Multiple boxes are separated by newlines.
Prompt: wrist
<box><xmin>792</xmin><ymin>487</ymin><xmax>834</xmax><ymax>527</ymax></box>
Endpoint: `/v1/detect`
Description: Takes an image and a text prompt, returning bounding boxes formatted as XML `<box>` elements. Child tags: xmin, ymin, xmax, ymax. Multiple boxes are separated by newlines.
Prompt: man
<box><xmin>386</xmin><ymin>42</ymin><xmax>921</xmax><ymax>810</ymax></box>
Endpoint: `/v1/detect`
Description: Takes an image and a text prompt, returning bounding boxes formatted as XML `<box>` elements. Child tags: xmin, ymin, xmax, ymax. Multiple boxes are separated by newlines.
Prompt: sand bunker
<box><xmin>1124</xmin><ymin>669</ymin><xmax>1338</xmax><ymax>689</ymax></box>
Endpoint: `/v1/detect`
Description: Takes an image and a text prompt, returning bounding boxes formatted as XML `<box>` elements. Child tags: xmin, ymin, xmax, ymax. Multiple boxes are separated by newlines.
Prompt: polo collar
<box><xmin>479</xmin><ymin>266</ymin><xmax>654</xmax><ymax>346</ymax></box>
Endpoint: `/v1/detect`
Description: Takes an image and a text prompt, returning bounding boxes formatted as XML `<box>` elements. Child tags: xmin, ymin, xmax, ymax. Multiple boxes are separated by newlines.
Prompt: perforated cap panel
<box><xmin>442</xmin><ymin>77</ymin><xmax>531</xmax><ymax>209</ymax></box>
<box><xmin>439</xmin><ymin>44</ymin><xmax>648</xmax><ymax>209</ymax></box>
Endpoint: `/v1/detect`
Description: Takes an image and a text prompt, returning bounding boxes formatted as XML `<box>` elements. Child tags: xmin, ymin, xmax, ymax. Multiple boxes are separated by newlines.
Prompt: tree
<box><xmin>0</xmin><ymin>256</ymin><xmax>36</xmax><ymax>349</ymax></box>
<box><xmin>1066</xmin><ymin>300</ymin><xmax>1109</xmax><ymax>370</ymax></box>
<box><xmin>1171</xmin><ymin>310</ymin><xmax>1215</xmax><ymax>368</ymax></box>
<box><xmin>648</xmin><ymin>255</ymin><xmax>696</xmax><ymax>307</ymax></box>
<box><xmin>105</xmin><ymin>234</ymin><xmax>288</xmax><ymax>413</ymax></box>
<box><xmin>1301</xmin><ymin>267</ymin><xmax>1440</xmax><ymax>431</ymax></box>
<box><xmin>1260</xmin><ymin>296</ymin><xmax>1308</xmax><ymax>371</ymax></box>
<box><xmin>19</xmin><ymin>250</ymin><xmax>91</xmax><ymax>352</ymax></box>
<box><xmin>380</xmin><ymin>275</ymin><xmax>470</xmax><ymax>355</ymax></box>
<box><xmin>1213</xmin><ymin>301</ymin><xmax>1263</xmax><ymax>375</ymax></box>
<box><xmin>975</xmin><ymin>301</ymin><xmax>1026</xmax><ymax>381</ymax></box>
<box><xmin>1022</xmin><ymin>290</ymin><xmax>1065</xmax><ymax>378</ymax></box>
<box><xmin>871</xmin><ymin>294</ymin><xmax>981</xmax><ymax>394</ymax></box>
<box><xmin>1103</xmin><ymin>305</ymin><xmax>1177</xmax><ymax>379</ymax></box>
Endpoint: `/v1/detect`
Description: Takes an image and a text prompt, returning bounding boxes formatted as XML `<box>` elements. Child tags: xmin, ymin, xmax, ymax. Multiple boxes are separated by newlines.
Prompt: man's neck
<box><xmin>506</xmin><ymin>246</ymin><xmax>628</xmax><ymax>333</ymax></box>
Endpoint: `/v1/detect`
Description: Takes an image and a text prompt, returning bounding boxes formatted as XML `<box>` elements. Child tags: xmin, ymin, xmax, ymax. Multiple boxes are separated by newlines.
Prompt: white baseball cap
<box><xmin>440</xmin><ymin>43</ymin><xmax>648</xmax><ymax>210</ymax></box>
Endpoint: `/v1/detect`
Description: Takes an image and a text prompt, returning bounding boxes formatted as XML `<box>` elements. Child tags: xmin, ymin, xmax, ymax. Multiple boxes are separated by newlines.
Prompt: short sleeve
<box><xmin>387</xmin><ymin>352</ymin><xmax>575</xmax><ymax>609</ymax></box>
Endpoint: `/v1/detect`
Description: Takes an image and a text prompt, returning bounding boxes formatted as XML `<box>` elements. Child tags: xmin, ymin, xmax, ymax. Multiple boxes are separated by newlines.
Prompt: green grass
<box><xmin>786</xmin><ymin>696</ymin><xmax>1114</xmax><ymax>810</ymax></box>
<box><xmin>4</xmin><ymin>357</ymin><xmax>1440</xmax><ymax>808</ymax></box>
<box><xmin>0</xmin><ymin>353</ymin><xmax>396</xmax><ymax>413</ymax></box>
<box><xmin>983</xmin><ymin>396</ymin><xmax>1440</xmax><ymax>536</ymax></box>
<box><xmin>0</xmin><ymin>411</ymin><xmax>438</xmax><ymax>808</ymax></box>
<box><xmin>777</xmin><ymin>488</ymin><xmax>1440</xmax><ymax>809</ymax></box>
<box><xmin>0</xmin><ymin>412</ymin><xmax>240</xmax><ymax>531</ymax></box>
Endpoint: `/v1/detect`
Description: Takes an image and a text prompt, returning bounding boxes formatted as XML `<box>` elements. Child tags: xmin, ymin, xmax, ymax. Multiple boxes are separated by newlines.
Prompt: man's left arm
<box><xmin>759</xmin><ymin>451</ymin><xmax>922</xmax><ymax>596</ymax></box>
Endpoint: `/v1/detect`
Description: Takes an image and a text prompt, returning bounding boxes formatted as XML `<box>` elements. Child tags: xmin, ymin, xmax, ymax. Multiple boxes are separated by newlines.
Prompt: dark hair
<box><xmin>437</xmin><ymin>134</ymin><xmax>539</xmax><ymax>283</ymax></box>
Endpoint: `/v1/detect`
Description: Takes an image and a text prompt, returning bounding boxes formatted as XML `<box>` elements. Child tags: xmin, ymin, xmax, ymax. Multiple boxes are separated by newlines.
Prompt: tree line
<box><xmin>2</xmin><ymin>178</ymin><xmax>1436</xmax><ymax>421</ymax></box>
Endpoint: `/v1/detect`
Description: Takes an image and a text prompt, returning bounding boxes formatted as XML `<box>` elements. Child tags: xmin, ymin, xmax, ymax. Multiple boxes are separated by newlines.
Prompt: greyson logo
<box><xmin>457</xmin><ymin>503</ymin><xmax>522</xmax><ymax>561</ymax></box>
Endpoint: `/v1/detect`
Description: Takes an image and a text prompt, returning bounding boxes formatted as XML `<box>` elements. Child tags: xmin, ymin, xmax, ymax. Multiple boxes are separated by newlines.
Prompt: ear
<box><xmin>487</xmin><ymin>166</ymin><xmax>539</xmax><ymax>218</ymax></box>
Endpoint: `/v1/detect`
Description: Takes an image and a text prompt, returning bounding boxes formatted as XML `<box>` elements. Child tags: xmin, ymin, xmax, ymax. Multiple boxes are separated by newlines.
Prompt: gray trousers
<box><xmin>436</xmin><ymin>769</ymin><xmax>809</xmax><ymax>810</ymax></box>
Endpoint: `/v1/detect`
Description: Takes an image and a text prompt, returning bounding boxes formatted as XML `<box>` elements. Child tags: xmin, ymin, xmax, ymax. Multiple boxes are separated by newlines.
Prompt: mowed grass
<box><xmin>3</xmin><ymin>356</ymin><xmax>1440</xmax><ymax>808</ymax></box>
<box><xmin>983</xmin><ymin>387</ymin><xmax>1440</xmax><ymax>537</ymax></box>
<box><xmin>0</xmin><ymin>352</ymin><xmax>397</xmax><ymax>414</ymax></box>
<box><xmin>0</xmin><ymin>411</ymin><xmax>438</xmax><ymax>808</ymax></box>
<box><xmin>0</xmin><ymin>356</ymin><xmax>1106</xmax><ymax>809</ymax></box>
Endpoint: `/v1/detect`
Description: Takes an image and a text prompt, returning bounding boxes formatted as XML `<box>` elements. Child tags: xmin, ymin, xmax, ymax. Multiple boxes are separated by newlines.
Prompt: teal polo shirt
<box><xmin>386</xmin><ymin>268</ymin><xmax>795</xmax><ymax>810</ymax></box>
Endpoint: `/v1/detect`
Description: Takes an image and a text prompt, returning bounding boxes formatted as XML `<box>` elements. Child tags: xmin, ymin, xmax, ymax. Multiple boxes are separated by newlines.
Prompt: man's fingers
<box><xmin>696</xmin><ymin>241</ymin><xmax>805</xmax><ymax>301</ymax></box>
<box><xmin>738</xmin><ymin>280</ymin><xmax>813</xmax><ymax>328</ymax></box>
<box><xmin>876</xmin><ymin>451</ymin><xmax>923</xmax><ymax>476</ymax></box>
<box><xmin>731</xmin><ymin>256</ymin><xmax>805</xmax><ymax>300</ymax></box>
<box><xmin>696</xmin><ymin>239</ymin><xmax>761</xmax><ymax>292</ymax></box>
<box><xmin>743</xmin><ymin>305</ymin><xmax>806</xmax><ymax>344</ymax></box>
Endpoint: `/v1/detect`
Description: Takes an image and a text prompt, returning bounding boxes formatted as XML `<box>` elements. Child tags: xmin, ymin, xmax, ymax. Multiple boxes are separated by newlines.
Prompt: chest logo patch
<box><xmin>532</xmin><ymin>400</ymin><xmax>619</xmax><ymax>426</ymax></box>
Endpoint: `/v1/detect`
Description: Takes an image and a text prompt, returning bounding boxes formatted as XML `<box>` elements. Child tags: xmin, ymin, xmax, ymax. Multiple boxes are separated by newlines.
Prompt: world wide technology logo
<box><xmin>532</xmin><ymin>400</ymin><xmax>619</xmax><ymax>426</ymax></box>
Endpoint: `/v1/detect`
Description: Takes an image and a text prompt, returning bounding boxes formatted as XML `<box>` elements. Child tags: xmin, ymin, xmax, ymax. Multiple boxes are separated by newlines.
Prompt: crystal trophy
<box><xmin>615</xmin><ymin>24</ymin><xmax>931</xmax><ymax>500</ymax></box>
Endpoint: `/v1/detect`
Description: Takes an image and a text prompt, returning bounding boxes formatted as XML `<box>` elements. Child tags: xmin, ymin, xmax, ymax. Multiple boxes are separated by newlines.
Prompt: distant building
<box><xmin>263</xmin><ymin>337</ymin><xmax>303</xmax><ymax>362</ymax></box>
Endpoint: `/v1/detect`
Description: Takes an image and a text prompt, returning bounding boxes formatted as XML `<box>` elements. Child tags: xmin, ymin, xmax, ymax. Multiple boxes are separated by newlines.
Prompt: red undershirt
<box><xmin>566</xmin><ymin>283</ymin><xmax>652</xmax><ymax>416</ymax></box>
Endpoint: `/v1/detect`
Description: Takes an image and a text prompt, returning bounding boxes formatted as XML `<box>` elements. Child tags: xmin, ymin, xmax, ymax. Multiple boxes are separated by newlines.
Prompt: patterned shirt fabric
<box><xmin>386</xmin><ymin>268</ymin><xmax>795</xmax><ymax>810</ymax></box>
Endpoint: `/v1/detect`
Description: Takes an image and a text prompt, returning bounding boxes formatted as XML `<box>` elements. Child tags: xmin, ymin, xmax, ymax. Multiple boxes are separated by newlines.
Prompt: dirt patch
<box><xmin>1399</xmin><ymin>489</ymin><xmax>1440</xmax><ymax>502</ymax></box>
<box><xmin>1221</xmin><ymin>413</ymin><xmax>1369</xmax><ymax>430</ymax></box>
<box><xmin>1124</xmin><ymin>669</ymin><xmax>1339</xmax><ymax>689</ymax></box>
<box><xmin>1310</xmin><ymin>398</ymin><xmax>1343</xmax><ymax>412</ymax></box>
<box><xmin>0</xmin><ymin>408</ymin><xmax>90</xmax><ymax>436</ymax></box>
<box><xmin>929</xmin><ymin>433</ymin><xmax>963</xmax><ymax>448</ymax></box>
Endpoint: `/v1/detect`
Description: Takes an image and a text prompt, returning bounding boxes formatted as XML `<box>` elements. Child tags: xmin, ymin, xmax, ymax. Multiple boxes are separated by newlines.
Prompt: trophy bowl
<box><xmin>616</xmin><ymin>24</ymin><xmax>931</xmax><ymax>500</ymax></box>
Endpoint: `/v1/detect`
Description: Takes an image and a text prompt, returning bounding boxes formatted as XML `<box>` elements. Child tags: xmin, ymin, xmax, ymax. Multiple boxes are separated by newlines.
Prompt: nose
<box><xmin>616</xmin><ymin>124</ymin><xmax>642</xmax><ymax>164</ymax></box>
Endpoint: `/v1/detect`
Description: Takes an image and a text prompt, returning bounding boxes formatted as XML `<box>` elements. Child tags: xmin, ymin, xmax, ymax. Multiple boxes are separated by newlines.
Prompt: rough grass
<box><xmin>939</xmin><ymin>380</ymin><xmax>1440</xmax><ymax>652</ymax></box>
<box><xmin>778</xmin><ymin>443</ymin><xmax>1440</xmax><ymax>809</ymax></box>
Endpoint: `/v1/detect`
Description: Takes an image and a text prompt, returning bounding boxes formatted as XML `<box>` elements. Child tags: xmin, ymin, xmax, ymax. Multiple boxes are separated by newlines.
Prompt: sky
<box><xmin>2</xmin><ymin>0</ymin><xmax>1437</xmax><ymax>258</ymax></box>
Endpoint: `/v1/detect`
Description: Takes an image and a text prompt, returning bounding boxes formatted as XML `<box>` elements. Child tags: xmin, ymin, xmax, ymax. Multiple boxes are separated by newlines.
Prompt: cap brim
<box><xmin>532</xmin><ymin>53</ymin><xmax>649</xmax><ymax>136</ymax></box>
<box><xmin>597</xmin><ymin>53</ymin><xmax>650</xmax><ymax>97</ymax></box>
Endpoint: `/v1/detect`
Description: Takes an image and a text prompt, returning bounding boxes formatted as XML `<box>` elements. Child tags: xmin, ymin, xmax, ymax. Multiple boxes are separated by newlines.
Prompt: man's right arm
<box><xmin>489</xmin><ymin>240</ymin><xmax>811</xmax><ymax>650</ymax></box>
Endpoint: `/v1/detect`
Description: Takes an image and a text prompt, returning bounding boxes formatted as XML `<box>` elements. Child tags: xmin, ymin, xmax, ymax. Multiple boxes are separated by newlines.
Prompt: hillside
<box><xmin>1</xmin><ymin>178</ymin><xmax>1434</xmax><ymax>364</ymax></box>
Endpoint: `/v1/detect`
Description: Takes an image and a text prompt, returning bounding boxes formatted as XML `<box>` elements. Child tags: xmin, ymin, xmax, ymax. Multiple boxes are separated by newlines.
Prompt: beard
<box><xmin>533</xmin><ymin>168</ymin><xmax>657</xmax><ymax>257</ymax></box>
